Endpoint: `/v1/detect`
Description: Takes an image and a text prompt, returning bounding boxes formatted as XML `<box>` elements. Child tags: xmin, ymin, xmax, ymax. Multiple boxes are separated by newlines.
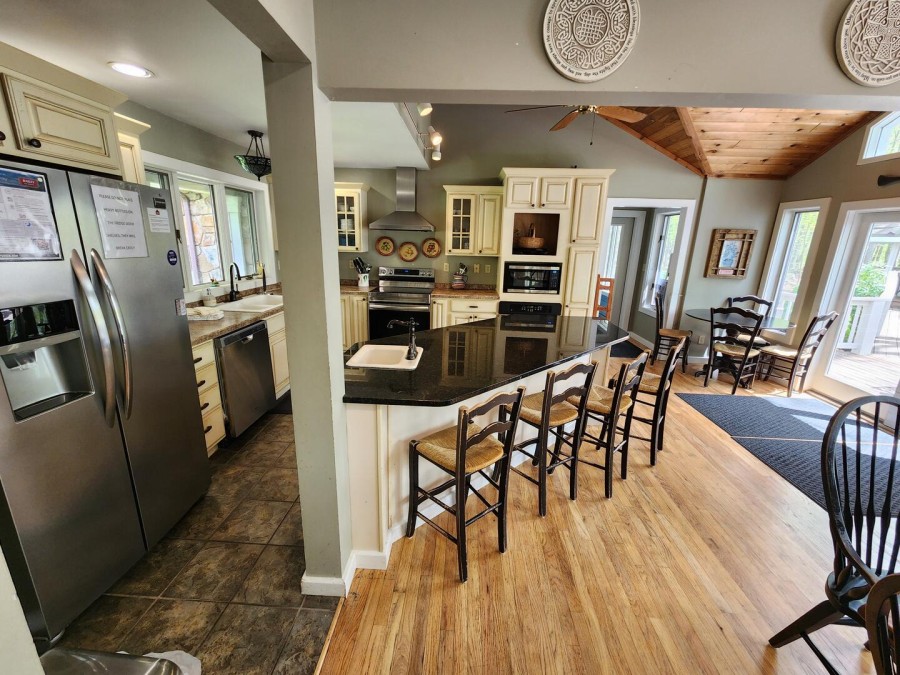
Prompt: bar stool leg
<box><xmin>456</xmin><ymin>474</ymin><xmax>469</xmax><ymax>582</ymax></box>
<box><xmin>649</xmin><ymin>411</ymin><xmax>660</xmax><ymax>467</ymax></box>
<box><xmin>569</xmin><ymin>418</ymin><xmax>583</xmax><ymax>501</ymax></box>
<box><xmin>498</xmin><ymin>455</ymin><xmax>510</xmax><ymax>553</ymax></box>
<box><xmin>406</xmin><ymin>442</ymin><xmax>419</xmax><ymax>538</ymax></box>
<box><xmin>682</xmin><ymin>336</ymin><xmax>691</xmax><ymax>373</ymax></box>
<box><xmin>538</xmin><ymin>428</ymin><xmax>549</xmax><ymax>517</ymax></box>
<box><xmin>547</xmin><ymin>428</ymin><xmax>564</xmax><ymax>475</ymax></box>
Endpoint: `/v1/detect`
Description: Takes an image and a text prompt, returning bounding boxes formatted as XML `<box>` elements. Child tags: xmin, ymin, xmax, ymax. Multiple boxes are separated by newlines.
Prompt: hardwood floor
<box><xmin>320</xmin><ymin>357</ymin><xmax>876</xmax><ymax>674</ymax></box>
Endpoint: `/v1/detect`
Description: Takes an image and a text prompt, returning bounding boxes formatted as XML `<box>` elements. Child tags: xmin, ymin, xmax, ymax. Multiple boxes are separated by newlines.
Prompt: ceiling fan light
<box><xmin>417</xmin><ymin>103</ymin><xmax>433</xmax><ymax>117</ymax></box>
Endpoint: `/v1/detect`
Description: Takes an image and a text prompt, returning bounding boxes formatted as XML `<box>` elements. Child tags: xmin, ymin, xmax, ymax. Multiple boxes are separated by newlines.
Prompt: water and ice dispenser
<box><xmin>0</xmin><ymin>300</ymin><xmax>93</xmax><ymax>421</ymax></box>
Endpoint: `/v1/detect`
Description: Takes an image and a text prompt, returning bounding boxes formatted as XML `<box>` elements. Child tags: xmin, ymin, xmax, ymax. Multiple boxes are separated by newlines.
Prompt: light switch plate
<box><xmin>443</xmin><ymin>263</ymin><xmax>449</xmax><ymax>272</ymax></box>
<box><xmin>474</xmin><ymin>263</ymin><xmax>480</xmax><ymax>274</ymax></box>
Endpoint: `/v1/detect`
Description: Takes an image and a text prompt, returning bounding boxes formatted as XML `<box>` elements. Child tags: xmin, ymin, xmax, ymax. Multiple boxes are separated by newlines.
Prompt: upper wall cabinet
<box><xmin>2</xmin><ymin>73</ymin><xmax>122</xmax><ymax>173</ymax></box>
<box><xmin>570</xmin><ymin>177</ymin><xmax>610</xmax><ymax>245</ymax></box>
<box><xmin>504</xmin><ymin>175</ymin><xmax>574</xmax><ymax>210</ymax></box>
<box><xmin>335</xmin><ymin>182</ymin><xmax>369</xmax><ymax>252</ymax></box>
<box><xmin>445</xmin><ymin>186</ymin><xmax>503</xmax><ymax>256</ymax></box>
<box><xmin>114</xmin><ymin>113</ymin><xmax>150</xmax><ymax>185</ymax></box>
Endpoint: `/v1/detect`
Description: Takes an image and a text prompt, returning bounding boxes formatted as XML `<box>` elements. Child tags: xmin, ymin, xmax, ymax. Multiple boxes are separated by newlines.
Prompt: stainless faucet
<box><xmin>387</xmin><ymin>318</ymin><xmax>419</xmax><ymax>360</ymax></box>
<box><xmin>229</xmin><ymin>263</ymin><xmax>243</xmax><ymax>302</ymax></box>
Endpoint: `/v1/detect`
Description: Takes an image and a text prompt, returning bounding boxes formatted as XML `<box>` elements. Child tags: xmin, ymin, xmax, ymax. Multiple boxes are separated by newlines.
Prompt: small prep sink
<box><xmin>346</xmin><ymin>344</ymin><xmax>424</xmax><ymax>370</ymax></box>
<box><xmin>219</xmin><ymin>294</ymin><xmax>283</xmax><ymax>313</ymax></box>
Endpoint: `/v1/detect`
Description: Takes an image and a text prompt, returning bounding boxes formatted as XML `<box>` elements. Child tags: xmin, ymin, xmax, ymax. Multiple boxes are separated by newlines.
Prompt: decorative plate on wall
<box><xmin>421</xmin><ymin>238</ymin><xmax>441</xmax><ymax>258</ymax></box>
<box><xmin>543</xmin><ymin>0</ymin><xmax>641</xmax><ymax>83</ymax></box>
<box><xmin>837</xmin><ymin>0</ymin><xmax>900</xmax><ymax>87</ymax></box>
<box><xmin>398</xmin><ymin>242</ymin><xmax>419</xmax><ymax>263</ymax></box>
<box><xmin>375</xmin><ymin>236</ymin><xmax>395</xmax><ymax>256</ymax></box>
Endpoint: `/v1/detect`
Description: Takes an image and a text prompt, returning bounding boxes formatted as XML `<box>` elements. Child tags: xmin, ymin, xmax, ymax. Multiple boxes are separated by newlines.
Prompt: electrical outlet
<box><xmin>443</xmin><ymin>262</ymin><xmax>449</xmax><ymax>272</ymax></box>
<box><xmin>473</xmin><ymin>263</ymin><xmax>480</xmax><ymax>274</ymax></box>
<box><xmin>697</xmin><ymin>334</ymin><xmax>706</xmax><ymax>345</ymax></box>
<box><xmin>349</xmin><ymin>260</ymin><xmax>355</xmax><ymax>269</ymax></box>
<box><xmin>485</xmin><ymin>264</ymin><xmax>491</xmax><ymax>274</ymax></box>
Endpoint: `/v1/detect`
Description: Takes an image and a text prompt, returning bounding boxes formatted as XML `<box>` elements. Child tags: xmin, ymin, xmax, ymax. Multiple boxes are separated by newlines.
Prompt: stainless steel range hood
<box><xmin>368</xmin><ymin>167</ymin><xmax>436</xmax><ymax>232</ymax></box>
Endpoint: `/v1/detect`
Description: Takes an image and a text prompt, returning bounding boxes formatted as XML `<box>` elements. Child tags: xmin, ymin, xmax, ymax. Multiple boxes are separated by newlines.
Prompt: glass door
<box><xmin>812</xmin><ymin>211</ymin><xmax>900</xmax><ymax>415</ymax></box>
<box><xmin>336</xmin><ymin>191</ymin><xmax>357</xmax><ymax>250</ymax></box>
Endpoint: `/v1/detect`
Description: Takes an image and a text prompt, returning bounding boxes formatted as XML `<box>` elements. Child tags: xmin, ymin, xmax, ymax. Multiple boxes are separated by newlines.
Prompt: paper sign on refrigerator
<box><xmin>91</xmin><ymin>184</ymin><xmax>148</xmax><ymax>259</ymax></box>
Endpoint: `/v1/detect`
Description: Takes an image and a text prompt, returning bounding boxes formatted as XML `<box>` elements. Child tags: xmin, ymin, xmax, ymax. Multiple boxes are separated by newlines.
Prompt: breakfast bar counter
<box><xmin>343</xmin><ymin>316</ymin><xmax>629</xmax><ymax>572</ymax></box>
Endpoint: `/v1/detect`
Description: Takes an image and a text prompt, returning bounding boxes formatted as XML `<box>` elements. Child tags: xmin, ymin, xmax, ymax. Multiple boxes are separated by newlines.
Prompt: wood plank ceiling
<box><xmin>604</xmin><ymin>107</ymin><xmax>880</xmax><ymax>180</ymax></box>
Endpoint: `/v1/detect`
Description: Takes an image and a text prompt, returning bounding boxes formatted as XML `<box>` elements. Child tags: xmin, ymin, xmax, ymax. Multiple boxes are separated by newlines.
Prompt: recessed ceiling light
<box><xmin>108</xmin><ymin>62</ymin><xmax>155</xmax><ymax>78</ymax></box>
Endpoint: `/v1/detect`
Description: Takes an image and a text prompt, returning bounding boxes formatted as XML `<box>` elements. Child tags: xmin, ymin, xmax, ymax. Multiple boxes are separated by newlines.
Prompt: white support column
<box><xmin>263</xmin><ymin>58</ymin><xmax>353</xmax><ymax>594</ymax></box>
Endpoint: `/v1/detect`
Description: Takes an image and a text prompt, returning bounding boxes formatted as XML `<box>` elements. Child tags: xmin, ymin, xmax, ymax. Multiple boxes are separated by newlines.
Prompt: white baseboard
<box><xmin>627</xmin><ymin>333</ymin><xmax>654</xmax><ymax>349</ymax></box>
<box><xmin>352</xmin><ymin>549</ymin><xmax>389</xmax><ymax>570</ymax></box>
<box><xmin>301</xmin><ymin>573</ymin><xmax>347</xmax><ymax>597</ymax></box>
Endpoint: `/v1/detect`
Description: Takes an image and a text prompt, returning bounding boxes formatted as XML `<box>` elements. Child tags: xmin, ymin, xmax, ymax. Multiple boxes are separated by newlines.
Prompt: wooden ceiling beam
<box><xmin>601</xmin><ymin>115</ymin><xmax>705</xmax><ymax>177</ymax></box>
<box><xmin>676</xmin><ymin>108</ymin><xmax>714</xmax><ymax>176</ymax></box>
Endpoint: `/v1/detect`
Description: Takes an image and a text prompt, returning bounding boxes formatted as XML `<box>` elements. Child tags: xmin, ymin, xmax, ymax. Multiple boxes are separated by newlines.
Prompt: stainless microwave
<box><xmin>502</xmin><ymin>262</ymin><xmax>563</xmax><ymax>295</ymax></box>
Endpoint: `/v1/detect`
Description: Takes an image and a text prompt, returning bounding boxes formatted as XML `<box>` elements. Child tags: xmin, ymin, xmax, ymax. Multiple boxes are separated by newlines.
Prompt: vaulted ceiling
<box><xmin>604</xmin><ymin>107</ymin><xmax>881</xmax><ymax>180</ymax></box>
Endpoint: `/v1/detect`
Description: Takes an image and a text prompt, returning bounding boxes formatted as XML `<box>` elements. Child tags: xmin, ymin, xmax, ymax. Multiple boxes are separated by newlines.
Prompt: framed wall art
<box><xmin>705</xmin><ymin>229</ymin><xmax>757</xmax><ymax>278</ymax></box>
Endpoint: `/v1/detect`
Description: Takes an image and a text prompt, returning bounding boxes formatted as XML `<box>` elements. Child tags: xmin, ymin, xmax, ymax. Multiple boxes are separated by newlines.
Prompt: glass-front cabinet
<box><xmin>444</xmin><ymin>186</ymin><xmax>503</xmax><ymax>256</ymax></box>
<box><xmin>448</xmin><ymin>193</ymin><xmax>475</xmax><ymax>254</ymax></box>
<box><xmin>335</xmin><ymin>182</ymin><xmax>369</xmax><ymax>252</ymax></box>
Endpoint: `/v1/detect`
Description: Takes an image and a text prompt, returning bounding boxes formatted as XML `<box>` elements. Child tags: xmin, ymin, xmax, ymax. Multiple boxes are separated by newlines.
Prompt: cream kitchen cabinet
<box><xmin>447</xmin><ymin>298</ymin><xmax>498</xmax><ymax>326</ymax></box>
<box><xmin>115</xmin><ymin>113</ymin><xmax>149</xmax><ymax>185</ymax></box>
<box><xmin>266</xmin><ymin>312</ymin><xmax>290</xmax><ymax>399</ymax></box>
<box><xmin>563</xmin><ymin>246</ymin><xmax>599</xmax><ymax>315</ymax></box>
<box><xmin>1</xmin><ymin>72</ymin><xmax>122</xmax><ymax>173</ymax></box>
<box><xmin>192</xmin><ymin>340</ymin><xmax>227</xmax><ymax>456</ymax></box>
<box><xmin>431</xmin><ymin>297</ymin><xmax>448</xmax><ymax>329</ymax></box>
<box><xmin>504</xmin><ymin>175</ymin><xmax>573</xmax><ymax>209</ymax></box>
<box><xmin>444</xmin><ymin>186</ymin><xmax>503</xmax><ymax>256</ymax></box>
<box><xmin>336</xmin><ymin>183</ymin><xmax>369</xmax><ymax>252</ymax></box>
<box><xmin>570</xmin><ymin>177</ymin><xmax>610</xmax><ymax>245</ymax></box>
<box><xmin>340</xmin><ymin>292</ymin><xmax>369</xmax><ymax>350</ymax></box>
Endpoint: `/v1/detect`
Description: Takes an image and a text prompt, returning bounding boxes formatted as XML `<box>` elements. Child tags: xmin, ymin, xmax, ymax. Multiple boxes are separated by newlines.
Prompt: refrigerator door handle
<box><xmin>90</xmin><ymin>249</ymin><xmax>133</xmax><ymax>419</ymax></box>
<box><xmin>71</xmin><ymin>250</ymin><xmax>116</xmax><ymax>427</ymax></box>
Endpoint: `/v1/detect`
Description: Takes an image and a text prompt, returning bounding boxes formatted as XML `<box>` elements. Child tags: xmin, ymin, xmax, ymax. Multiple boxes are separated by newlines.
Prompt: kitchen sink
<box><xmin>219</xmin><ymin>294</ymin><xmax>283</xmax><ymax>313</ymax></box>
<box><xmin>346</xmin><ymin>344</ymin><xmax>424</xmax><ymax>370</ymax></box>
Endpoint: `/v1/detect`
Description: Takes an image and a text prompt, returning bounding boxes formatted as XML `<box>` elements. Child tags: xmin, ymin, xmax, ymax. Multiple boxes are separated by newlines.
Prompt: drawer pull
<box><xmin>203</xmin><ymin>425</ymin><xmax>213</xmax><ymax>434</ymax></box>
<box><xmin>193</xmin><ymin>356</ymin><xmax>203</xmax><ymax>364</ymax></box>
<box><xmin>469</xmin><ymin>305</ymin><xmax>478</xmax><ymax>308</ymax></box>
<box><xmin>200</xmin><ymin>402</ymin><xmax>210</xmax><ymax>412</ymax></box>
<box><xmin>27</xmin><ymin>138</ymin><xmax>41</xmax><ymax>148</ymax></box>
<box><xmin>197</xmin><ymin>379</ymin><xmax>206</xmax><ymax>389</ymax></box>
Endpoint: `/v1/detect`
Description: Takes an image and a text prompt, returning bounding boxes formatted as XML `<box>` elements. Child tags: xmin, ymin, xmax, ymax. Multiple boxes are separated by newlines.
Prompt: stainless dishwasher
<box><xmin>215</xmin><ymin>321</ymin><xmax>276</xmax><ymax>437</ymax></box>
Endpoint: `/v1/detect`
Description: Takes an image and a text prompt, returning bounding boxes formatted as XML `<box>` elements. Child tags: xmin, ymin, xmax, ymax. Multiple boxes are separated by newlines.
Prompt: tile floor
<box><xmin>57</xmin><ymin>412</ymin><xmax>336</xmax><ymax>675</ymax></box>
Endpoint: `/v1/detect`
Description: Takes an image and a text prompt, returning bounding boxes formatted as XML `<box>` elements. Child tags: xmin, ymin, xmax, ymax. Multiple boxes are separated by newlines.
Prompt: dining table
<box><xmin>683</xmin><ymin>308</ymin><xmax>796</xmax><ymax>382</ymax></box>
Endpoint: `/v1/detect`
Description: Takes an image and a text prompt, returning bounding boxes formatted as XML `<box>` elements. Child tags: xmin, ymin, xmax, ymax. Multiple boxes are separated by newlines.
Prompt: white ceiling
<box><xmin>0</xmin><ymin>0</ymin><xmax>426</xmax><ymax>168</ymax></box>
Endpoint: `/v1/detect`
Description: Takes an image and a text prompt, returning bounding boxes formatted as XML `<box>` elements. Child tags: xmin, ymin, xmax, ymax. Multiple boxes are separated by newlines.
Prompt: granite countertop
<box><xmin>188</xmin><ymin>306</ymin><xmax>284</xmax><ymax>346</ymax></box>
<box><xmin>339</xmin><ymin>283</ymin><xmax>375</xmax><ymax>295</ymax></box>
<box><xmin>343</xmin><ymin>317</ymin><xmax>629</xmax><ymax>407</ymax></box>
<box><xmin>431</xmin><ymin>288</ymin><xmax>499</xmax><ymax>300</ymax></box>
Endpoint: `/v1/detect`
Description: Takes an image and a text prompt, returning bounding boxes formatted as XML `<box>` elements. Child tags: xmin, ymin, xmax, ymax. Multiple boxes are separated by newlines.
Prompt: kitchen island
<box><xmin>343</xmin><ymin>316</ymin><xmax>629</xmax><ymax>572</ymax></box>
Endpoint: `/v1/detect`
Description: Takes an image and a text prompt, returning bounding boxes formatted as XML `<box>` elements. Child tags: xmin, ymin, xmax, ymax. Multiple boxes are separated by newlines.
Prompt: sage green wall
<box><xmin>117</xmin><ymin>101</ymin><xmax>249</xmax><ymax>179</ymax></box>
<box><xmin>314</xmin><ymin>0</ymin><xmax>900</xmax><ymax>110</ymax></box>
<box><xmin>780</xmin><ymin>125</ymin><xmax>900</xmax><ymax>336</ymax></box>
<box><xmin>338</xmin><ymin>104</ymin><xmax>704</xmax><ymax>286</ymax></box>
<box><xmin>679</xmin><ymin>179</ymin><xmax>784</xmax><ymax>356</ymax></box>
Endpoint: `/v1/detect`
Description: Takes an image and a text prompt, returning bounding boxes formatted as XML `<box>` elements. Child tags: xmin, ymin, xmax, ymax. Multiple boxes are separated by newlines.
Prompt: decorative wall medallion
<box><xmin>837</xmin><ymin>0</ymin><xmax>900</xmax><ymax>87</ymax></box>
<box><xmin>543</xmin><ymin>0</ymin><xmax>640</xmax><ymax>83</ymax></box>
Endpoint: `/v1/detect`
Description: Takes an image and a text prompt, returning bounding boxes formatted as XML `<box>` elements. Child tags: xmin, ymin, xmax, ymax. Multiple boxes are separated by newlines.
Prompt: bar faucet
<box><xmin>387</xmin><ymin>318</ymin><xmax>419</xmax><ymax>360</ymax></box>
<box><xmin>229</xmin><ymin>263</ymin><xmax>243</xmax><ymax>302</ymax></box>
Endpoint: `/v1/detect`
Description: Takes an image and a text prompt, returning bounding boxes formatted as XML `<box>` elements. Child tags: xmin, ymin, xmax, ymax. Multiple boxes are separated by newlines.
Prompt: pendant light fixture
<box><xmin>234</xmin><ymin>130</ymin><xmax>272</xmax><ymax>180</ymax></box>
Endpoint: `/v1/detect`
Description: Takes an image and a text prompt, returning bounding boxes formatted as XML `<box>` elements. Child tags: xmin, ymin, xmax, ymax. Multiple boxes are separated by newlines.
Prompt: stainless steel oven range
<box><xmin>368</xmin><ymin>266</ymin><xmax>435</xmax><ymax>340</ymax></box>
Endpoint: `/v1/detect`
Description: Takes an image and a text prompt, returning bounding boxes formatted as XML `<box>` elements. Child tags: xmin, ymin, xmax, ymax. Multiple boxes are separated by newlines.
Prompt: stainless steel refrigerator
<box><xmin>0</xmin><ymin>158</ymin><xmax>209</xmax><ymax>647</ymax></box>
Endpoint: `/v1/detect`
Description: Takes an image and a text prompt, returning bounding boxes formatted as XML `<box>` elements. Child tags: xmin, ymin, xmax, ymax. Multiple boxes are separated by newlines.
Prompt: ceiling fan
<box><xmin>506</xmin><ymin>104</ymin><xmax>647</xmax><ymax>131</ymax></box>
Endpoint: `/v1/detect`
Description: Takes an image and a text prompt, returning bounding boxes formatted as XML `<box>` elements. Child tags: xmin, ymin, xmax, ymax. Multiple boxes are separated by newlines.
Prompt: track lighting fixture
<box><xmin>417</xmin><ymin>102</ymin><xmax>433</xmax><ymax>117</ymax></box>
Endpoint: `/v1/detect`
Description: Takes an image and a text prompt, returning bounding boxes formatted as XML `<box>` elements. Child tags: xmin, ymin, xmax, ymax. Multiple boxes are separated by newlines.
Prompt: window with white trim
<box><xmin>641</xmin><ymin>211</ymin><xmax>680</xmax><ymax>313</ymax></box>
<box><xmin>145</xmin><ymin>165</ymin><xmax>264</xmax><ymax>293</ymax></box>
<box><xmin>860</xmin><ymin>112</ymin><xmax>900</xmax><ymax>163</ymax></box>
<box><xmin>760</xmin><ymin>199</ymin><xmax>828</xmax><ymax>326</ymax></box>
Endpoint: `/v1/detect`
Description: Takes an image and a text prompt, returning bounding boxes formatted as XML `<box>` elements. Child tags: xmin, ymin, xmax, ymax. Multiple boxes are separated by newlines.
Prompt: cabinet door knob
<box><xmin>27</xmin><ymin>138</ymin><xmax>41</xmax><ymax>148</ymax></box>
<box><xmin>0</xmin><ymin>131</ymin><xmax>6</xmax><ymax>142</ymax></box>
<box><xmin>204</xmin><ymin>425</ymin><xmax>213</xmax><ymax>434</ymax></box>
<box><xmin>197</xmin><ymin>379</ymin><xmax>206</xmax><ymax>389</ymax></box>
<box><xmin>531</xmin><ymin>203</ymin><xmax>535</xmax><ymax>207</ymax></box>
<box><xmin>200</xmin><ymin>402</ymin><xmax>210</xmax><ymax>412</ymax></box>
<box><xmin>193</xmin><ymin>356</ymin><xmax>203</xmax><ymax>364</ymax></box>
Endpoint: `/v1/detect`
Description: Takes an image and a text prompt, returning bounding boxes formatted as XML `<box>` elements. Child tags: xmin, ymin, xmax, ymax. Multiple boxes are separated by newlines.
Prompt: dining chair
<box><xmin>574</xmin><ymin>352</ymin><xmax>647</xmax><ymax>498</ymax></box>
<box><xmin>631</xmin><ymin>338</ymin><xmax>685</xmax><ymax>466</ymax></box>
<box><xmin>406</xmin><ymin>387</ymin><xmax>525</xmax><ymax>582</ymax></box>
<box><xmin>651</xmin><ymin>289</ymin><xmax>691</xmax><ymax>373</ymax></box>
<box><xmin>759</xmin><ymin>312</ymin><xmax>839</xmax><ymax>397</ymax></box>
<box><xmin>509</xmin><ymin>361</ymin><xmax>597</xmax><ymax>517</ymax></box>
<box><xmin>770</xmin><ymin>395</ymin><xmax>900</xmax><ymax>673</ymax></box>
<box><xmin>726</xmin><ymin>295</ymin><xmax>773</xmax><ymax>346</ymax></box>
<box><xmin>867</xmin><ymin>573</ymin><xmax>900</xmax><ymax>675</ymax></box>
<box><xmin>704</xmin><ymin>306</ymin><xmax>764</xmax><ymax>395</ymax></box>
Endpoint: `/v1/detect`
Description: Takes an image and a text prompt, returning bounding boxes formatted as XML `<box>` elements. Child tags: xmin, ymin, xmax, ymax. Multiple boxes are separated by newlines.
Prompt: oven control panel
<box><xmin>499</xmin><ymin>301</ymin><xmax>562</xmax><ymax>316</ymax></box>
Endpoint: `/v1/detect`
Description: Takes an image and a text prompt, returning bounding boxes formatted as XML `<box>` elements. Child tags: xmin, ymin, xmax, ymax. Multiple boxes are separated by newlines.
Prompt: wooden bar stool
<box><xmin>509</xmin><ymin>361</ymin><xmax>597</xmax><ymax>517</ymax></box>
<box><xmin>406</xmin><ymin>387</ymin><xmax>525</xmax><ymax>582</ymax></box>
<box><xmin>630</xmin><ymin>339</ymin><xmax>685</xmax><ymax>466</ymax></box>
<box><xmin>651</xmin><ymin>290</ymin><xmax>691</xmax><ymax>373</ymax></box>
<box><xmin>576</xmin><ymin>353</ymin><xmax>647</xmax><ymax>498</ymax></box>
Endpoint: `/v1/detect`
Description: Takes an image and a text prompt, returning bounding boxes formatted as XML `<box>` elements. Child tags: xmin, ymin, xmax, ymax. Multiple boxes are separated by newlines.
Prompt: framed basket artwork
<box><xmin>705</xmin><ymin>229</ymin><xmax>757</xmax><ymax>279</ymax></box>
